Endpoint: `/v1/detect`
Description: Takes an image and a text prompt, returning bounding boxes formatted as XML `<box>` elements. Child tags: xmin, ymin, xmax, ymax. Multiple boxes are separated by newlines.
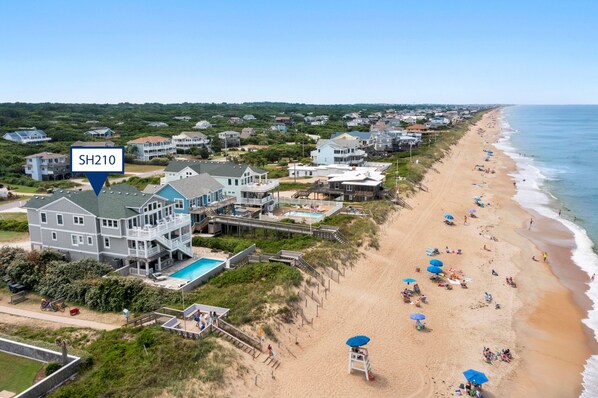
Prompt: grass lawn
<box><xmin>0</xmin><ymin>351</ymin><xmax>44</xmax><ymax>394</ymax></box>
<box><xmin>0</xmin><ymin>230</ymin><xmax>28</xmax><ymax>243</ymax></box>
<box><xmin>124</xmin><ymin>164</ymin><xmax>165</xmax><ymax>173</ymax></box>
<box><xmin>0</xmin><ymin>183</ymin><xmax>39</xmax><ymax>193</ymax></box>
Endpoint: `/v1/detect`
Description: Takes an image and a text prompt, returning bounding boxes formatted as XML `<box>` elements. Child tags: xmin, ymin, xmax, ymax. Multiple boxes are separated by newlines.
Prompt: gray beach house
<box><xmin>25</xmin><ymin>184</ymin><xmax>192</xmax><ymax>275</ymax></box>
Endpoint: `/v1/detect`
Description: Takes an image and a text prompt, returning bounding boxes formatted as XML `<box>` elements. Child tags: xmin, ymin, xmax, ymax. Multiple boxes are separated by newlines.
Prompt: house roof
<box><xmin>128</xmin><ymin>136</ymin><xmax>171</xmax><ymax>144</ymax></box>
<box><xmin>71</xmin><ymin>141</ymin><xmax>115</xmax><ymax>147</ymax></box>
<box><xmin>406</xmin><ymin>124</ymin><xmax>427</xmax><ymax>131</ymax></box>
<box><xmin>148</xmin><ymin>173</ymin><xmax>223</xmax><ymax>199</ymax></box>
<box><xmin>219</xmin><ymin>131</ymin><xmax>240</xmax><ymax>137</ymax></box>
<box><xmin>175</xmin><ymin>131</ymin><xmax>208</xmax><ymax>139</ymax></box>
<box><xmin>25</xmin><ymin>152</ymin><xmax>66</xmax><ymax>160</ymax></box>
<box><xmin>164</xmin><ymin>159</ymin><xmax>266</xmax><ymax>177</ymax></box>
<box><xmin>85</xmin><ymin>127</ymin><xmax>113</xmax><ymax>135</ymax></box>
<box><xmin>4</xmin><ymin>130</ymin><xmax>48</xmax><ymax>139</ymax></box>
<box><xmin>25</xmin><ymin>184</ymin><xmax>160</xmax><ymax>219</ymax></box>
<box><xmin>330</xmin><ymin>131</ymin><xmax>372</xmax><ymax>140</ymax></box>
<box><xmin>316</xmin><ymin>138</ymin><xmax>361</xmax><ymax>149</ymax></box>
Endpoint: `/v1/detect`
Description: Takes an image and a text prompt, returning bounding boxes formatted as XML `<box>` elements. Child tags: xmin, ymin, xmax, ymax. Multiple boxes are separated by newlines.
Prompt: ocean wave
<box><xmin>497</xmin><ymin>113</ymin><xmax>598</xmax><ymax>398</ymax></box>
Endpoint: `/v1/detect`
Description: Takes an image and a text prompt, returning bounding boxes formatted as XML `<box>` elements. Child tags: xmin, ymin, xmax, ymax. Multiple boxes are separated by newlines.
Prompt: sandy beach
<box><xmin>238</xmin><ymin>109</ymin><xmax>595</xmax><ymax>398</ymax></box>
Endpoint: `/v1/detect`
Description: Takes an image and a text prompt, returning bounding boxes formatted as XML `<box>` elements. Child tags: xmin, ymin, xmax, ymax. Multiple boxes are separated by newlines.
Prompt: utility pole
<box><xmin>294</xmin><ymin>160</ymin><xmax>297</xmax><ymax>183</ymax></box>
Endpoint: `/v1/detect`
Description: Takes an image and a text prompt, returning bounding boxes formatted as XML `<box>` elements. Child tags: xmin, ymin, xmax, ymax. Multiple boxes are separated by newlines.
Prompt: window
<box><xmin>78</xmin><ymin>235</ymin><xmax>84</xmax><ymax>245</ymax></box>
<box><xmin>41</xmin><ymin>212</ymin><xmax>47</xmax><ymax>223</ymax></box>
<box><xmin>57</xmin><ymin>214</ymin><xmax>64</xmax><ymax>225</ymax></box>
<box><xmin>174</xmin><ymin>199</ymin><xmax>184</xmax><ymax>209</ymax></box>
<box><xmin>102</xmin><ymin>219</ymin><xmax>107</xmax><ymax>226</ymax></box>
<box><xmin>87</xmin><ymin>236</ymin><xmax>93</xmax><ymax>245</ymax></box>
<box><xmin>74</xmin><ymin>216</ymin><xmax>84</xmax><ymax>225</ymax></box>
<box><xmin>51</xmin><ymin>231</ymin><xmax>57</xmax><ymax>241</ymax></box>
<box><xmin>228</xmin><ymin>179</ymin><xmax>231</xmax><ymax>185</ymax></box>
<box><xmin>71</xmin><ymin>235</ymin><xmax>78</xmax><ymax>246</ymax></box>
<box><xmin>235</xmin><ymin>179</ymin><xmax>238</xmax><ymax>186</ymax></box>
<box><xmin>104</xmin><ymin>237</ymin><xmax>110</xmax><ymax>248</ymax></box>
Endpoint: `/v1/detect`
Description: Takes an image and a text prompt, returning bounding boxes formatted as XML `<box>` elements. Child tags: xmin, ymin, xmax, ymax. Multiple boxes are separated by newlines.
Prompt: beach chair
<box><xmin>426</xmin><ymin>247</ymin><xmax>439</xmax><ymax>256</ymax></box>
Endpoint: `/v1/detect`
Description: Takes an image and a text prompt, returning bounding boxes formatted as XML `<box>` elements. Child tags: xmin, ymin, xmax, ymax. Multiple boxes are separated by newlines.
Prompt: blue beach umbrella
<box><xmin>429</xmin><ymin>259</ymin><xmax>443</xmax><ymax>267</ymax></box>
<box><xmin>463</xmin><ymin>369</ymin><xmax>489</xmax><ymax>385</ymax></box>
<box><xmin>487</xmin><ymin>151</ymin><xmax>494</xmax><ymax>155</ymax></box>
<box><xmin>410</xmin><ymin>313</ymin><xmax>426</xmax><ymax>320</ymax></box>
<box><xmin>444</xmin><ymin>214</ymin><xmax>454</xmax><ymax>220</ymax></box>
<box><xmin>346</xmin><ymin>335</ymin><xmax>370</xmax><ymax>347</ymax></box>
<box><xmin>427</xmin><ymin>265</ymin><xmax>443</xmax><ymax>274</ymax></box>
<box><xmin>468</xmin><ymin>209</ymin><xmax>476</xmax><ymax>213</ymax></box>
<box><xmin>403</xmin><ymin>278</ymin><xmax>417</xmax><ymax>284</ymax></box>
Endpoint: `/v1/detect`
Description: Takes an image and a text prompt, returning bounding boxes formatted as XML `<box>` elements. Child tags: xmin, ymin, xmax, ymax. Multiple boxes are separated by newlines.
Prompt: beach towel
<box><xmin>447</xmin><ymin>278</ymin><xmax>461</xmax><ymax>285</ymax></box>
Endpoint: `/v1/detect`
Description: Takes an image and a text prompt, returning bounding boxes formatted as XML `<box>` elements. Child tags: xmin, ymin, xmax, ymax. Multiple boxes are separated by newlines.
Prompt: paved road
<box><xmin>0</xmin><ymin>200</ymin><xmax>28</xmax><ymax>212</ymax></box>
<box><xmin>0</xmin><ymin>305</ymin><xmax>119</xmax><ymax>330</ymax></box>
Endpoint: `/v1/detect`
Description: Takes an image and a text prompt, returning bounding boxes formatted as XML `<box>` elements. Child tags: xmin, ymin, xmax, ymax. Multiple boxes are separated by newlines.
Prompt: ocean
<box><xmin>497</xmin><ymin>105</ymin><xmax>598</xmax><ymax>397</ymax></box>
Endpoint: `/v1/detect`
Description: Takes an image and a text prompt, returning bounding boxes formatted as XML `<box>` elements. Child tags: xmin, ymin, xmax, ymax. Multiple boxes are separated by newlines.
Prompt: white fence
<box><xmin>228</xmin><ymin>244</ymin><xmax>256</xmax><ymax>268</ymax></box>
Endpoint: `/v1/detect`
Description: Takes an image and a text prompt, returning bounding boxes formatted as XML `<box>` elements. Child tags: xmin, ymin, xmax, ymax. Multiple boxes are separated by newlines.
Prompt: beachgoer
<box><xmin>421</xmin><ymin>295</ymin><xmax>427</xmax><ymax>303</ymax></box>
<box><xmin>529</xmin><ymin>218</ymin><xmax>534</xmax><ymax>230</ymax></box>
<box><xmin>268</xmin><ymin>344</ymin><xmax>273</xmax><ymax>357</ymax></box>
<box><xmin>492</xmin><ymin>269</ymin><xmax>498</xmax><ymax>276</ymax></box>
<box><xmin>591</xmin><ymin>274</ymin><xmax>596</xmax><ymax>282</ymax></box>
<box><xmin>543</xmin><ymin>252</ymin><xmax>548</xmax><ymax>262</ymax></box>
<box><xmin>559</xmin><ymin>209</ymin><xmax>562</xmax><ymax>216</ymax></box>
<box><xmin>464</xmin><ymin>215</ymin><xmax>468</xmax><ymax>225</ymax></box>
<box><xmin>446</xmin><ymin>246</ymin><xmax>450</xmax><ymax>253</ymax></box>
<box><xmin>532</xmin><ymin>255</ymin><xmax>537</xmax><ymax>261</ymax></box>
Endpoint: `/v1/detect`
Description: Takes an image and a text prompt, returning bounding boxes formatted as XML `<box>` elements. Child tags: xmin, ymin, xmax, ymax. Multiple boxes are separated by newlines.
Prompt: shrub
<box><xmin>45</xmin><ymin>361</ymin><xmax>62</xmax><ymax>376</ymax></box>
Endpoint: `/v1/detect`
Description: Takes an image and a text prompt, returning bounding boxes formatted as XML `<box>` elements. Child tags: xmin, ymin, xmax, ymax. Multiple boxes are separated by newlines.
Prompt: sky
<box><xmin>1</xmin><ymin>0</ymin><xmax>597</xmax><ymax>104</ymax></box>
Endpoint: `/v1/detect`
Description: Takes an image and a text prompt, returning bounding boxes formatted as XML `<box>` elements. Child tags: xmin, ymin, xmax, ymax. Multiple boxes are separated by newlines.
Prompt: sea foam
<box><xmin>496</xmin><ymin>110</ymin><xmax>598</xmax><ymax>398</ymax></box>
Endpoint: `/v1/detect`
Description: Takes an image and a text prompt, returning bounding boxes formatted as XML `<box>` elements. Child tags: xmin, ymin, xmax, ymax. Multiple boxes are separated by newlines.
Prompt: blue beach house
<box><xmin>144</xmin><ymin>173</ymin><xmax>235</xmax><ymax>229</ymax></box>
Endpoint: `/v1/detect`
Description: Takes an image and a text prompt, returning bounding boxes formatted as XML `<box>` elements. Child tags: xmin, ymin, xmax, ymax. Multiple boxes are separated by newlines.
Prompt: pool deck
<box><xmin>151</xmin><ymin>252</ymin><xmax>229</xmax><ymax>290</ymax></box>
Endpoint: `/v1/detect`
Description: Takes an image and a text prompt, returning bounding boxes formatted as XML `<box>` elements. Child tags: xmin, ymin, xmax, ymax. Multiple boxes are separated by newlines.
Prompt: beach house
<box><xmin>311</xmin><ymin>170</ymin><xmax>386</xmax><ymax>202</ymax></box>
<box><xmin>193</xmin><ymin>120</ymin><xmax>212</xmax><ymax>129</ymax></box>
<box><xmin>161</xmin><ymin>160</ymin><xmax>279</xmax><ymax>214</ymax></box>
<box><xmin>85</xmin><ymin>127</ymin><xmax>114</xmax><ymax>138</ymax></box>
<box><xmin>144</xmin><ymin>174</ymin><xmax>235</xmax><ymax>229</ymax></box>
<box><xmin>3</xmin><ymin>129</ymin><xmax>52</xmax><ymax>144</ymax></box>
<box><xmin>171</xmin><ymin>131</ymin><xmax>210</xmax><ymax>151</ymax></box>
<box><xmin>25</xmin><ymin>152</ymin><xmax>70</xmax><ymax>181</ymax></box>
<box><xmin>311</xmin><ymin>138</ymin><xmax>367</xmax><ymax>166</ymax></box>
<box><xmin>127</xmin><ymin>136</ymin><xmax>176</xmax><ymax>161</ymax></box>
<box><xmin>241</xmin><ymin>128</ymin><xmax>257</xmax><ymax>139</ymax></box>
<box><xmin>218</xmin><ymin>131</ymin><xmax>241</xmax><ymax>147</ymax></box>
<box><xmin>148</xmin><ymin>122</ymin><xmax>169</xmax><ymax>127</ymax></box>
<box><xmin>25</xmin><ymin>184</ymin><xmax>192</xmax><ymax>274</ymax></box>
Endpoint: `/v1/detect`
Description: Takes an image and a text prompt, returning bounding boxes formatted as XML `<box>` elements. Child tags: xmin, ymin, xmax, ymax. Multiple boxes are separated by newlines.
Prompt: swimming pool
<box><xmin>170</xmin><ymin>258</ymin><xmax>225</xmax><ymax>281</ymax></box>
<box><xmin>284</xmin><ymin>211</ymin><xmax>324</xmax><ymax>219</ymax></box>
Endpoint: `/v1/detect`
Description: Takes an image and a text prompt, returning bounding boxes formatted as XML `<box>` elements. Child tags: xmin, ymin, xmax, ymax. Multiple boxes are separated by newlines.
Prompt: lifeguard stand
<box><xmin>348</xmin><ymin>347</ymin><xmax>374</xmax><ymax>381</ymax></box>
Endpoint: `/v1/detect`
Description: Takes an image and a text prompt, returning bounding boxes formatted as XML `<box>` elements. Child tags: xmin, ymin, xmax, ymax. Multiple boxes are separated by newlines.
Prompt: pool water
<box><xmin>284</xmin><ymin>211</ymin><xmax>324</xmax><ymax>219</ymax></box>
<box><xmin>170</xmin><ymin>258</ymin><xmax>224</xmax><ymax>280</ymax></box>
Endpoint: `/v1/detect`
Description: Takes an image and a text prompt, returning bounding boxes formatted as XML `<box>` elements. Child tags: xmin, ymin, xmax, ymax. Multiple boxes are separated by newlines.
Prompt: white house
<box><xmin>218</xmin><ymin>131</ymin><xmax>241</xmax><ymax>147</ymax></box>
<box><xmin>147</xmin><ymin>122</ymin><xmax>169</xmax><ymax>127</ymax></box>
<box><xmin>173</xmin><ymin>116</ymin><xmax>192</xmax><ymax>121</ymax></box>
<box><xmin>3</xmin><ymin>129</ymin><xmax>52</xmax><ymax>144</ymax></box>
<box><xmin>193</xmin><ymin>120</ymin><xmax>212</xmax><ymax>129</ymax></box>
<box><xmin>242</xmin><ymin>115</ymin><xmax>256</xmax><ymax>121</ymax></box>
<box><xmin>127</xmin><ymin>136</ymin><xmax>176</xmax><ymax>161</ymax></box>
<box><xmin>310</xmin><ymin>138</ymin><xmax>367</xmax><ymax>166</ymax></box>
<box><xmin>171</xmin><ymin>131</ymin><xmax>210</xmax><ymax>150</ymax></box>
<box><xmin>85</xmin><ymin>127</ymin><xmax>114</xmax><ymax>138</ymax></box>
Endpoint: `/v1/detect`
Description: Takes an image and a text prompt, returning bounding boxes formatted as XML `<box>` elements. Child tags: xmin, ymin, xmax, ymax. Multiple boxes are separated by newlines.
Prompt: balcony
<box><xmin>238</xmin><ymin>195</ymin><xmax>276</xmax><ymax>206</ymax></box>
<box><xmin>240</xmin><ymin>179</ymin><xmax>279</xmax><ymax>193</ymax></box>
<box><xmin>128</xmin><ymin>245</ymin><xmax>161</xmax><ymax>259</ymax></box>
<box><xmin>126</xmin><ymin>214</ymin><xmax>190</xmax><ymax>239</ymax></box>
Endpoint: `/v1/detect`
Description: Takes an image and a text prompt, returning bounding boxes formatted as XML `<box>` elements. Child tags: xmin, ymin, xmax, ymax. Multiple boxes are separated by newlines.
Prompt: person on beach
<box><xmin>529</xmin><ymin>218</ymin><xmax>534</xmax><ymax>230</ymax></box>
<box><xmin>464</xmin><ymin>215</ymin><xmax>468</xmax><ymax>225</ymax></box>
<box><xmin>532</xmin><ymin>255</ymin><xmax>538</xmax><ymax>261</ymax></box>
<box><xmin>559</xmin><ymin>209</ymin><xmax>562</xmax><ymax>216</ymax></box>
<box><xmin>543</xmin><ymin>252</ymin><xmax>548</xmax><ymax>262</ymax></box>
<box><xmin>591</xmin><ymin>274</ymin><xmax>595</xmax><ymax>282</ymax></box>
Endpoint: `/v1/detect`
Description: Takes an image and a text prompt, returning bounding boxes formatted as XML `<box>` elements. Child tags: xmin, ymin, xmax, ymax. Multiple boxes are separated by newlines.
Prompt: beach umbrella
<box><xmin>427</xmin><ymin>265</ymin><xmax>443</xmax><ymax>274</ymax></box>
<box><xmin>474</xmin><ymin>197</ymin><xmax>481</xmax><ymax>202</ymax></box>
<box><xmin>444</xmin><ymin>214</ymin><xmax>454</xmax><ymax>220</ymax></box>
<box><xmin>468</xmin><ymin>209</ymin><xmax>476</xmax><ymax>213</ymax></box>
<box><xmin>410</xmin><ymin>313</ymin><xmax>426</xmax><ymax>320</ymax></box>
<box><xmin>346</xmin><ymin>335</ymin><xmax>370</xmax><ymax>347</ymax></box>
<box><xmin>487</xmin><ymin>151</ymin><xmax>494</xmax><ymax>155</ymax></box>
<box><xmin>429</xmin><ymin>259</ymin><xmax>443</xmax><ymax>267</ymax></box>
<box><xmin>463</xmin><ymin>369</ymin><xmax>489</xmax><ymax>385</ymax></box>
<box><xmin>403</xmin><ymin>278</ymin><xmax>417</xmax><ymax>284</ymax></box>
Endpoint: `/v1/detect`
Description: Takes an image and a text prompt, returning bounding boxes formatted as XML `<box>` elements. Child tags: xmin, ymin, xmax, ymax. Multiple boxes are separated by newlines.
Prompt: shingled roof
<box><xmin>164</xmin><ymin>160</ymin><xmax>266</xmax><ymax>178</ymax></box>
<box><xmin>25</xmin><ymin>184</ymin><xmax>163</xmax><ymax>219</ymax></box>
